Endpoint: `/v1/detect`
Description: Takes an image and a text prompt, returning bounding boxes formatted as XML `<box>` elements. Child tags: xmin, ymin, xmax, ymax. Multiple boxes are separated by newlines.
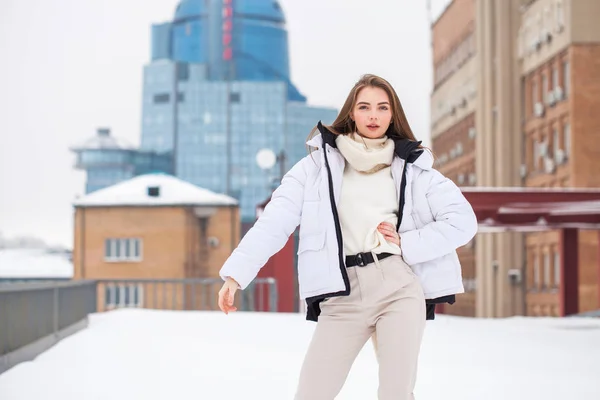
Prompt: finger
<box><xmin>385</xmin><ymin>234</ymin><xmax>399</xmax><ymax>244</ymax></box>
<box><xmin>379</xmin><ymin>228</ymin><xmax>393</xmax><ymax>236</ymax></box>
<box><xmin>218</xmin><ymin>290</ymin><xmax>226</xmax><ymax>313</ymax></box>
<box><xmin>223</xmin><ymin>288</ymin><xmax>233</xmax><ymax>314</ymax></box>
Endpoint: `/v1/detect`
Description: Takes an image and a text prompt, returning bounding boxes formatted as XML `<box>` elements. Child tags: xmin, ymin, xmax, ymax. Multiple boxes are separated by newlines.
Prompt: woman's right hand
<box><xmin>218</xmin><ymin>277</ymin><xmax>240</xmax><ymax>315</ymax></box>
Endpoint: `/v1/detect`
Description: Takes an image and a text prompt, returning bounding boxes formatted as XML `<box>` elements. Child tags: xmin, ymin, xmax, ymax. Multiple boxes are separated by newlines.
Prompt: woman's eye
<box><xmin>358</xmin><ymin>106</ymin><xmax>368</xmax><ymax>110</ymax></box>
<box><xmin>380</xmin><ymin>106</ymin><xmax>389</xmax><ymax>111</ymax></box>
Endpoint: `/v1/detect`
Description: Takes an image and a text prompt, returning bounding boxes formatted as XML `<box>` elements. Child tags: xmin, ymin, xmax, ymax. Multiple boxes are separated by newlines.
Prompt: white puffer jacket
<box><xmin>220</xmin><ymin>128</ymin><xmax>478</xmax><ymax>301</ymax></box>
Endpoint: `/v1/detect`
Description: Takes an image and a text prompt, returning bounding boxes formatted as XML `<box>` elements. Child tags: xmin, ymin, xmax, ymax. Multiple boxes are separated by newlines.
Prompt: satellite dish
<box><xmin>256</xmin><ymin>148</ymin><xmax>276</xmax><ymax>170</ymax></box>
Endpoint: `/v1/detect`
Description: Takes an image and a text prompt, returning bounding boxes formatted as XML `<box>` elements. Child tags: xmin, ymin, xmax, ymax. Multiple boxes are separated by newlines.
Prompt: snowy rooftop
<box><xmin>0</xmin><ymin>309</ymin><xmax>599</xmax><ymax>399</ymax></box>
<box><xmin>70</xmin><ymin>128</ymin><xmax>135</xmax><ymax>151</ymax></box>
<box><xmin>73</xmin><ymin>173</ymin><xmax>238</xmax><ymax>208</ymax></box>
<box><xmin>0</xmin><ymin>248</ymin><xmax>73</xmax><ymax>279</ymax></box>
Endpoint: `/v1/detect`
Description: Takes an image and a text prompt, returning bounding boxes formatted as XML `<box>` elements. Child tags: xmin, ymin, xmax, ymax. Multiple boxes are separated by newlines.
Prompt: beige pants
<box><xmin>294</xmin><ymin>254</ymin><xmax>426</xmax><ymax>400</ymax></box>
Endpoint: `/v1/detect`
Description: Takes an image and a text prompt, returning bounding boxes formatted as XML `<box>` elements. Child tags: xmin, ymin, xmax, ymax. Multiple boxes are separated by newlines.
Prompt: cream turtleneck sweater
<box><xmin>335</xmin><ymin>132</ymin><xmax>402</xmax><ymax>257</ymax></box>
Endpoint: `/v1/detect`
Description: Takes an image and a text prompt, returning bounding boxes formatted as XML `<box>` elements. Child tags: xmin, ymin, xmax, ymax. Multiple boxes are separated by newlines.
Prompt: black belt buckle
<box><xmin>355</xmin><ymin>253</ymin><xmax>366</xmax><ymax>267</ymax></box>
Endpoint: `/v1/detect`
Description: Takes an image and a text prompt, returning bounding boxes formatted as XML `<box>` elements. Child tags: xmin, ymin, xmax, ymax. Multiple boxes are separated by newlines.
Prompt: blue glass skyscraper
<box><xmin>73</xmin><ymin>0</ymin><xmax>337</xmax><ymax>228</ymax></box>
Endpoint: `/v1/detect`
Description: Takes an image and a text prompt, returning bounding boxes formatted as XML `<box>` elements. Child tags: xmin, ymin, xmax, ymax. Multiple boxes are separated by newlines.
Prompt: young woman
<box><xmin>218</xmin><ymin>74</ymin><xmax>478</xmax><ymax>399</ymax></box>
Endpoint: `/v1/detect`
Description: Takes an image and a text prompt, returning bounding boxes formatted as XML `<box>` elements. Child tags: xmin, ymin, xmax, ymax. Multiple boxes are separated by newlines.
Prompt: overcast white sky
<box><xmin>0</xmin><ymin>0</ymin><xmax>452</xmax><ymax>248</ymax></box>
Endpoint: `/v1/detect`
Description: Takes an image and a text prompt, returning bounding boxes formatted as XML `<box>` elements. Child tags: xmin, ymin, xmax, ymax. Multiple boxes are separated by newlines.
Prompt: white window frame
<box><xmin>554</xmin><ymin>251</ymin><xmax>561</xmax><ymax>288</ymax></box>
<box><xmin>563</xmin><ymin>122</ymin><xmax>571</xmax><ymax>156</ymax></box>
<box><xmin>563</xmin><ymin>60</ymin><xmax>570</xmax><ymax>98</ymax></box>
<box><xmin>105</xmin><ymin>284</ymin><xmax>144</xmax><ymax>308</ymax></box>
<box><xmin>543</xmin><ymin>252</ymin><xmax>551</xmax><ymax>290</ymax></box>
<box><xmin>104</xmin><ymin>238</ymin><xmax>143</xmax><ymax>262</ymax></box>
<box><xmin>553</xmin><ymin>127</ymin><xmax>561</xmax><ymax>152</ymax></box>
<box><xmin>533</xmin><ymin>254</ymin><xmax>540</xmax><ymax>290</ymax></box>
<box><xmin>555</xmin><ymin>0</ymin><xmax>565</xmax><ymax>33</ymax></box>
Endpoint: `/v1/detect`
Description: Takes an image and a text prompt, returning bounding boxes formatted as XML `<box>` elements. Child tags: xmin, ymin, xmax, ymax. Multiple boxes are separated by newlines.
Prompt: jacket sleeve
<box><xmin>399</xmin><ymin>169</ymin><xmax>478</xmax><ymax>265</ymax></box>
<box><xmin>219</xmin><ymin>157</ymin><xmax>309</xmax><ymax>289</ymax></box>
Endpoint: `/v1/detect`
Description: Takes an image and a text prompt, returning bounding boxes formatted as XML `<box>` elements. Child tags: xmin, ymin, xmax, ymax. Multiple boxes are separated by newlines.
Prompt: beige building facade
<box><xmin>72</xmin><ymin>173</ymin><xmax>240</xmax><ymax>311</ymax></box>
<box><xmin>431</xmin><ymin>0</ymin><xmax>600</xmax><ymax>317</ymax></box>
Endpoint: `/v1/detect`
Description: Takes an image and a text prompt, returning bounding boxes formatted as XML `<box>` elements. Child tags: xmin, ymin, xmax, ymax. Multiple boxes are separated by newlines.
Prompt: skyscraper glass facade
<box><xmin>71</xmin><ymin>128</ymin><xmax>173</xmax><ymax>194</ymax></box>
<box><xmin>73</xmin><ymin>0</ymin><xmax>338</xmax><ymax>225</ymax></box>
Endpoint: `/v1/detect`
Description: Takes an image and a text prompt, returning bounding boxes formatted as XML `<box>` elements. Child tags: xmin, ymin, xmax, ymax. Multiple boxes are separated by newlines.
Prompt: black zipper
<box><xmin>396</xmin><ymin>160</ymin><xmax>409</xmax><ymax>232</ymax></box>
<box><xmin>322</xmin><ymin>144</ymin><xmax>351</xmax><ymax>295</ymax></box>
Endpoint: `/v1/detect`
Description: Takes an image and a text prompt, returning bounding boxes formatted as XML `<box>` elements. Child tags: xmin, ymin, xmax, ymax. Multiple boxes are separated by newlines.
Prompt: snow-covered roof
<box><xmin>70</xmin><ymin>128</ymin><xmax>135</xmax><ymax>151</ymax></box>
<box><xmin>0</xmin><ymin>248</ymin><xmax>73</xmax><ymax>279</ymax></box>
<box><xmin>73</xmin><ymin>173</ymin><xmax>238</xmax><ymax>207</ymax></box>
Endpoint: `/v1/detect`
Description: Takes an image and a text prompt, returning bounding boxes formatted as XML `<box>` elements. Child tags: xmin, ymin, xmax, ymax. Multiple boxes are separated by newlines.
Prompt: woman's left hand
<box><xmin>378</xmin><ymin>222</ymin><xmax>401</xmax><ymax>246</ymax></box>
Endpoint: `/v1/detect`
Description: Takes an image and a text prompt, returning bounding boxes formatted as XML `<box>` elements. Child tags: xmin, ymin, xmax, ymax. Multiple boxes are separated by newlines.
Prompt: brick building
<box><xmin>431</xmin><ymin>0</ymin><xmax>479</xmax><ymax>317</ymax></box>
<box><xmin>72</xmin><ymin>173</ymin><xmax>239</xmax><ymax>310</ymax></box>
<box><xmin>430</xmin><ymin>0</ymin><xmax>600</xmax><ymax>317</ymax></box>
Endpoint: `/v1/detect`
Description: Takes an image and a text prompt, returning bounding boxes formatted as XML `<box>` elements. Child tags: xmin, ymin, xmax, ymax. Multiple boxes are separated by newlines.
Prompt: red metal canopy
<box><xmin>461</xmin><ymin>187</ymin><xmax>600</xmax><ymax>231</ymax></box>
<box><xmin>460</xmin><ymin>187</ymin><xmax>600</xmax><ymax>316</ymax></box>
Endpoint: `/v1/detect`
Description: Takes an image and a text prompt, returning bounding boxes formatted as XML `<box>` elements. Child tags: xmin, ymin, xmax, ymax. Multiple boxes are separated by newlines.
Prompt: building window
<box><xmin>177</xmin><ymin>63</ymin><xmax>189</xmax><ymax>81</ymax></box>
<box><xmin>555</xmin><ymin>0</ymin><xmax>565</xmax><ymax>32</ymax></box>
<box><xmin>542</xmin><ymin>74</ymin><xmax>548</xmax><ymax>101</ymax></box>
<box><xmin>153</xmin><ymin>93</ymin><xmax>170</xmax><ymax>104</ymax></box>
<box><xmin>552</xmin><ymin>65</ymin><xmax>559</xmax><ymax>90</ymax></box>
<box><xmin>105</xmin><ymin>284</ymin><xmax>144</xmax><ymax>308</ymax></box>
<box><xmin>554</xmin><ymin>251</ymin><xmax>561</xmax><ymax>288</ymax></box>
<box><xmin>533</xmin><ymin>254</ymin><xmax>540</xmax><ymax>290</ymax></box>
<box><xmin>532</xmin><ymin>79</ymin><xmax>538</xmax><ymax>115</ymax></box>
<box><xmin>563</xmin><ymin>122</ymin><xmax>571</xmax><ymax>156</ymax></box>
<box><xmin>563</xmin><ymin>60</ymin><xmax>570</xmax><ymax>97</ymax></box>
<box><xmin>553</xmin><ymin>126</ymin><xmax>560</xmax><ymax>152</ymax></box>
<box><xmin>105</xmin><ymin>238</ymin><xmax>143</xmax><ymax>262</ymax></box>
<box><xmin>543</xmin><ymin>252</ymin><xmax>551</xmax><ymax>290</ymax></box>
<box><xmin>230</xmin><ymin>92</ymin><xmax>241</xmax><ymax>103</ymax></box>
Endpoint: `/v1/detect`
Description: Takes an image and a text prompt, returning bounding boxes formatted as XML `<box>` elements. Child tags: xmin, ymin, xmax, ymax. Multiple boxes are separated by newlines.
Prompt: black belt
<box><xmin>345</xmin><ymin>252</ymin><xmax>394</xmax><ymax>268</ymax></box>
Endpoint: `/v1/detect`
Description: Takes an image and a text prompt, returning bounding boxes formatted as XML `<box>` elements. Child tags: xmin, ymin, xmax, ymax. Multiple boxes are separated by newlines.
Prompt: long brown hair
<box><xmin>307</xmin><ymin>74</ymin><xmax>422</xmax><ymax>147</ymax></box>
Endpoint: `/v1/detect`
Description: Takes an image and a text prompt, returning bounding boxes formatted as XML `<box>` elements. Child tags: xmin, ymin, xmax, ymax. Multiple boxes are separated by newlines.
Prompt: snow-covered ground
<box><xmin>1</xmin><ymin>309</ymin><xmax>599</xmax><ymax>399</ymax></box>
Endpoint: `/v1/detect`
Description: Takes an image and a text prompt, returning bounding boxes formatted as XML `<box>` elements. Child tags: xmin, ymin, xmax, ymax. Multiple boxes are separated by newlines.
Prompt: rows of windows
<box><xmin>88</xmin><ymin>168</ymin><xmax>131</xmax><ymax>180</ymax></box>
<box><xmin>518</xmin><ymin>0</ymin><xmax>566</xmax><ymax>59</ymax></box>
<box><xmin>79</xmin><ymin>151</ymin><xmax>129</xmax><ymax>165</ymax></box>
<box><xmin>525</xmin><ymin>120</ymin><xmax>570</xmax><ymax>176</ymax></box>
<box><xmin>529</xmin><ymin>250</ymin><xmax>561</xmax><ymax>292</ymax></box>
<box><xmin>434</xmin><ymin>23</ymin><xmax>476</xmax><ymax>88</ymax></box>
<box><xmin>139</xmin><ymin>73</ymin><xmax>329</xmax><ymax>223</ymax></box>
<box><xmin>104</xmin><ymin>238</ymin><xmax>143</xmax><ymax>262</ymax></box>
<box><xmin>105</xmin><ymin>284</ymin><xmax>144</xmax><ymax>308</ymax></box>
<box><xmin>527</xmin><ymin>56</ymin><xmax>569</xmax><ymax>118</ymax></box>
<box><xmin>152</xmin><ymin>93</ymin><xmax>185</xmax><ymax>104</ymax></box>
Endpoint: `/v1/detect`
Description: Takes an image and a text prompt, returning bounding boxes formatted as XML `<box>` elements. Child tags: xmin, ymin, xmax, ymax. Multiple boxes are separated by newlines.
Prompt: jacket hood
<box><xmin>307</xmin><ymin>121</ymin><xmax>433</xmax><ymax>170</ymax></box>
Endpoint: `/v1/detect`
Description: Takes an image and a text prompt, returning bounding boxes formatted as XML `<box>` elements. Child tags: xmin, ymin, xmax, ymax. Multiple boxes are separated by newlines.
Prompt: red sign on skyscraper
<box><xmin>222</xmin><ymin>0</ymin><xmax>233</xmax><ymax>61</ymax></box>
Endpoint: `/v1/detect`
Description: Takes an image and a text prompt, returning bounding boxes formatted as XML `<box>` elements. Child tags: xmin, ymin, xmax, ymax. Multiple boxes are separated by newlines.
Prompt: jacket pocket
<box><xmin>297</xmin><ymin>231</ymin><xmax>330</xmax><ymax>293</ymax></box>
<box><xmin>299</xmin><ymin>201</ymin><xmax>320</xmax><ymax>236</ymax></box>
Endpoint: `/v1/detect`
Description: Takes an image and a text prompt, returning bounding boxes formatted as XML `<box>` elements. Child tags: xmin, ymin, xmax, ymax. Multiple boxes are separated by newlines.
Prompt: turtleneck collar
<box><xmin>335</xmin><ymin>132</ymin><xmax>395</xmax><ymax>174</ymax></box>
<box><xmin>349</xmin><ymin>132</ymin><xmax>388</xmax><ymax>149</ymax></box>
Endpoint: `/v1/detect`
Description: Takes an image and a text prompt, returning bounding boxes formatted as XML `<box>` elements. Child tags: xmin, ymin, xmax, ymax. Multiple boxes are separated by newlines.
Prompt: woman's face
<box><xmin>351</xmin><ymin>86</ymin><xmax>393</xmax><ymax>139</ymax></box>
